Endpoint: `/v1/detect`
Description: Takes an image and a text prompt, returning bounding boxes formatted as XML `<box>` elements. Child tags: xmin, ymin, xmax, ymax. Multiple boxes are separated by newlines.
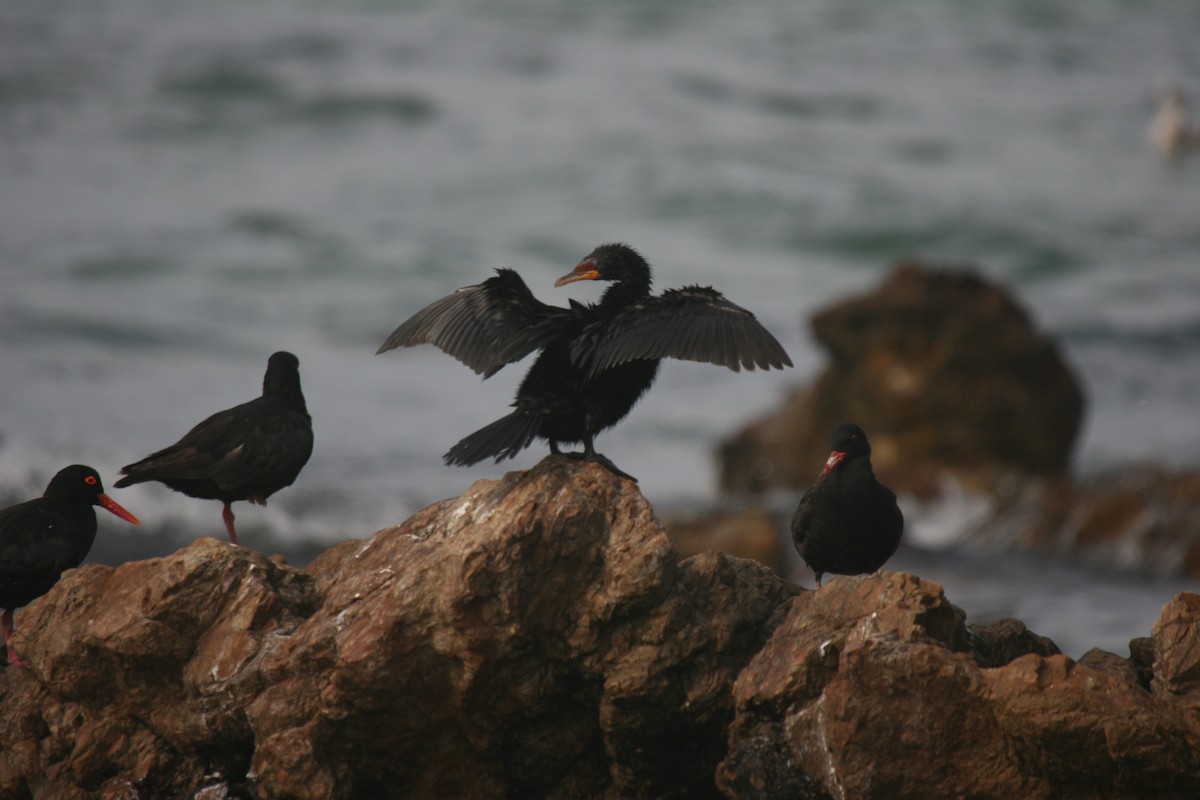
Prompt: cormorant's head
<box><xmin>554</xmin><ymin>242</ymin><xmax>650</xmax><ymax>287</ymax></box>
<box><xmin>817</xmin><ymin>423</ymin><xmax>871</xmax><ymax>480</ymax></box>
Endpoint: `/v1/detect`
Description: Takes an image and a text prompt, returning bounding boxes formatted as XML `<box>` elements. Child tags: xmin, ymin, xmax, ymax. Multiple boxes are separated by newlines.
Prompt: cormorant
<box><xmin>377</xmin><ymin>242</ymin><xmax>792</xmax><ymax>478</ymax></box>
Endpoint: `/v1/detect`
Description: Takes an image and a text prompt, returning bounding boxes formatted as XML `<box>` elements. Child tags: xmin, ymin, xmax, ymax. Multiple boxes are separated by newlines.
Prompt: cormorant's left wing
<box><xmin>377</xmin><ymin>268</ymin><xmax>574</xmax><ymax>378</ymax></box>
<box><xmin>572</xmin><ymin>286</ymin><xmax>793</xmax><ymax>378</ymax></box>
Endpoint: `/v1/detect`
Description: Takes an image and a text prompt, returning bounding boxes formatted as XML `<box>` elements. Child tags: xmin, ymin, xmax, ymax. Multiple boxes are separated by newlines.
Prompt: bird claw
<box><xmin>563</xmin><ymin>451</ymin><xmax>638</xmax><ymax>482</ymax></box>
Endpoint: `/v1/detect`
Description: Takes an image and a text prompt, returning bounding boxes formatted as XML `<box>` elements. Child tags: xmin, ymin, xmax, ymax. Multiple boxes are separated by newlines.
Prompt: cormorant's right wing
<box><xmin>571</xmin><ymin>285</ymin><xmax>793</xmax><ymax>378</ymax></box>
<box><xmin>376</xmin><ymin>268</ymin><xmax>573</xmax><ymax>378</ymax></box>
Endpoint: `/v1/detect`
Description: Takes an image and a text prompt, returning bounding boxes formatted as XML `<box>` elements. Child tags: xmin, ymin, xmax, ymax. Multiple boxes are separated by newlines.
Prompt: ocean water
<box><xmin>2</xmin><ymin>0</ymin><xmax>1199</xmax><ymax>656</ymax></box>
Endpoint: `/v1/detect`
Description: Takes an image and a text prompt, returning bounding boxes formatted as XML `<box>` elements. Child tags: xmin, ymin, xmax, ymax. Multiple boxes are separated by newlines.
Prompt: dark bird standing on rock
<box><xmin>1</xmin><ymin>465</ymin><xmax>139</xmax><ymax>666</ymax></box>
<box><xmin>115</xmin><ymin>351</ymin><xmax>313</xmax><ymax>546</ymax></box>
<box><xmin>377</xmin><ymin>243</ymin><xmax>793</xmax><ymax>479</ymax></box>
<box><xmin>791</xmin><ymin>423</ymin><xmax>903</xmax><ymax>587</ymax></box>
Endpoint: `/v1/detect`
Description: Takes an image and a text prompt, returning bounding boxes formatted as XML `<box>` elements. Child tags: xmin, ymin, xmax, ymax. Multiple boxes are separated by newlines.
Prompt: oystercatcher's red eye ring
<box><xmin>85</xmin><ymin>475</ymin><xmax>98</xmax><ymax>485</ymax></box>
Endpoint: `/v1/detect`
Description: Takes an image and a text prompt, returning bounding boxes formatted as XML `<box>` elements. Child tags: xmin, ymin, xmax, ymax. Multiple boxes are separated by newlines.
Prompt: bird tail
<box><xmin>112</xmin><ymin>472</ymin><xmax>145</xmax><ymax>489</ymax></box>
<box><xmin>444</xmin><ymin>411</ymin><xmax>541</xmax><ymax>467</ymax></box>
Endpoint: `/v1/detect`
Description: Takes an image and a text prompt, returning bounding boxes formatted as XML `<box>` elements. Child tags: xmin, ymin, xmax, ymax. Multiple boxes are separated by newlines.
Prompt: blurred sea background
<box><xmin>2</xmin><ymin>0</ymin><xmax>1199</xmax><ymax>656</ymax></box>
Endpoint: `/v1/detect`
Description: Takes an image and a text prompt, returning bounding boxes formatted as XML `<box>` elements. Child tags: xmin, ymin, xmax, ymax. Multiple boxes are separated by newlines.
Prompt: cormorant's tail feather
<box><xmin>444</xmin><ymin>411</ymin><xmax>541</xmax><ymax>466</ymax></box>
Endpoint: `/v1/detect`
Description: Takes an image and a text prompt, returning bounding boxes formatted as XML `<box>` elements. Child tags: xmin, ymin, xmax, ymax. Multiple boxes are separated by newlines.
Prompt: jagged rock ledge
<box><xmin>2</xmin><ymin>458</ymin><xmax>1198</xmax><ymax>799</ymax></box>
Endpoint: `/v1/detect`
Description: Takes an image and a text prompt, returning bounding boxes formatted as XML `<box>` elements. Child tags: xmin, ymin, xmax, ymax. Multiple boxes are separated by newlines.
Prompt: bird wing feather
<box><xmin>376</xmin><ymin>268</ymin><xmax>573</xmax><ymax>377</ymax></box>
<box><xmin>572</xmin><ymin>286</ymin><xmax>793</xmax><ymax>377</ymax></box>
<box><xmin>789</xmin><ymin>486</ymin><xmax>817</xmax><ymax>548</ymax></box>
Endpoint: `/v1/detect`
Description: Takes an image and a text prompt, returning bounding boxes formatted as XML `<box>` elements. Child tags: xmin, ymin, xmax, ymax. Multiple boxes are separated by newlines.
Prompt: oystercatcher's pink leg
<box><xmin>222</xmin><ymin>502</ymin><xmax>239</xmax><ymax>546</ymax></box>
<box><xmin>2</xmin><ymin>609</ymin><xmax>30</xmax><ymax>667</ymax></box>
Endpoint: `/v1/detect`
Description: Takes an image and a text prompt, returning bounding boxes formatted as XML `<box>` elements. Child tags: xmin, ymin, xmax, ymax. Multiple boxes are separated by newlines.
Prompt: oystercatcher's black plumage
<box><xmin>377</xmin><ymin>243</ymin><xmax>792</xmax><ymax>479</ymax></box>
<box><xmin>115</xmin><ymin>351</ymin><xmax>313</xmax><ymax>545</ymax></box>
<box><xmin>790</xmin><ymin>423</ymin><xmax>903</xmax><ymax>587</ymax></box>
<box><xmin>0</xmin><ymin>465</ymin><xmax>139</xmax><ymax>666</ymax></box>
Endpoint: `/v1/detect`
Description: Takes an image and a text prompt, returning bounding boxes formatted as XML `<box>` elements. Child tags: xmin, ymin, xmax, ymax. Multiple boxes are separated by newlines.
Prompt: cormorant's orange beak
<box><xmin>97</xmin><ymin>493</ymin><xmax>140</xmax><ymax>525</ymax></box>
<box><xmin>817</xmin><ymin>450</ymin><xmax>845</xmax><ymax>483</ymax></box>
<box><xmin>554</xmin><ymin>260</ymin><xmax>600</xmax><ymax>287</ymax></box>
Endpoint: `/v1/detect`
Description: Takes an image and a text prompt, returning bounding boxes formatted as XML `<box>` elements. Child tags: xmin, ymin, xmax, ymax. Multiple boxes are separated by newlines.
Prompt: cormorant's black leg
<box><xmin>563</xmin><ymin>433</ymin><xmax>637</xmax><ymax>481</ymax></box>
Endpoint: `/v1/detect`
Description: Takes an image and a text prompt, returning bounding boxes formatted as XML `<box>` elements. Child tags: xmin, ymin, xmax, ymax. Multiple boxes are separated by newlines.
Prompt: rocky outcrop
<box><xmin>0</xmin><ymin>539</ymin><xmax>317</xmax><ymax>799</ymax></box>
<box><xmin>663</xmin><ymin>507</ymin><xmax>788</xmax><ymax>573</ymax></box>
<box><xmin>967</xmin><ymin>466</ymin><xmax>1200</xmax><ymax>577</ymax></box>
<box><xmin>968</xmin><ymin>616</ymin><xmax>1062</xmax><ymax>668</ymax></box>
<box><xmin>718</xmin><ymin>576</ymin><xmax>1200</xmax><ymax>800</ymax></box>
<box><xmin>718</xmin><ymin>262</ymin><xmax>1085</xmax><ymax>497</ymax></box>
<box><xmin>0</xmin><ymin>459</ymin><xmax>797</xmax><ymax>799</ymax></box>
<box><xmin>2</xmin><ymin>457</ymin><xmax>1198</xmax><ymax>799</ymax></box>
<box><xmin>244</xmin><ymin>460</ymin><xmax>795</xmax><ymax>800</ymax></box>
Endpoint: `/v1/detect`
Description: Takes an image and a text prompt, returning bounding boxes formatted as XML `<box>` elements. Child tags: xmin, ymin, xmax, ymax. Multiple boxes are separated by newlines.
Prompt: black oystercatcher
<box><xmin>0</xmin><ymin>465</ymin><xmax>139</xmax><ymax>666</ymax></box>
<box><xmin>790</xmin><ymin>423</ymin><xmax>903</xmax><ymax>587</ymax></box>
<box><xmin>377</xmin><ymin>242</ymin><xmax>792</xmax><ymax>479</ymax></box>
<box><xmin>115</xmin><ymin>351</ymin><xmax>313</xmax><ymax>545</ymax></box>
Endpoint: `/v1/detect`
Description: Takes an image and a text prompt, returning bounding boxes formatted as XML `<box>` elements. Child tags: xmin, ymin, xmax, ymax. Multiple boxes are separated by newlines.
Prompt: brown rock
<box><xmin>0</xmin><ymin>539</ymin><xmax>315</xmax><ymax>798</ymax></box>
<box><xmin>1077</xmin><ymin>647</ymin><xmax>1146</xmax><ymax>687</ymax></box>
<box><xmin>0</xmin><ymin>457</ymin><xmax>797</xmax><ymax>799</ymax></box>
<box><xmin>1129</xmin><ymin>636</ymin><xmax>1157</xmax><ymax>687</ymax></box>
<box><xmin>2</xmin><ymin>460</ymin><xmax>1198</xmax><ymax>799</ymax></box>
<box><xmin>600</xmin><ymin>553</ymin><xmax>799</xmax><ymax>798</ymax></box>
<box><xmin>1152</xmin><ymin>592</ymin><xmax>1200</xmax><ymax>714</ymax></box>
<box><xmin>719</xmin><ymin>262</ymin><xmax>1085</xmax><ymax>497</ymax></box>
<box><xmin>986</xmin><ymin>654</ymin><xmax>1200</xmax><ymax>797</ymax></box>
<box><xmin>969</xmin><ymin>467</ymin><xmax>1200</xmax><ymax>577</ymax></box>
<box><xmin>246</xmin><ymin>458</ymin><xmax>797</xmax><ymax>799</ymax></box>
<box><xmin>663</xmin><ymin>507</ymin><xmax>787</xmax><ymax>573</ymax></box>
<box><xmin>969</xmin><ymin>617</ymin><xmax>1062</xmax><ymax>668</ymax></box>
<box><xmin>244</xmin><ymin>458</ymin><xmax>671</xmax><ymax>798</ymax></box>
<box><xmin>719</xmin><ymin>573</ymin><xmax>1200</xmax><ymax>800</ymax></box>
<box><xmin>717</xmin><ymin>573</ymin><xmax>1008</xmax><ymax>800</ymax></box>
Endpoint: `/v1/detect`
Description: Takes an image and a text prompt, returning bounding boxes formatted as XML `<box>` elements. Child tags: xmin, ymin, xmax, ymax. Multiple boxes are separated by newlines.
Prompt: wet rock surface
<box><xmin>1</xmin><ymin>457</ymin><xmax>1197</xmax><ymax>799</ymax></box>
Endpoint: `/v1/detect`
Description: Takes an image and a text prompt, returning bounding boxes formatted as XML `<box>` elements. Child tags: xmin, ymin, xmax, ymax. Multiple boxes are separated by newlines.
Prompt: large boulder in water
<box><xmin>718</xmin><ymin>262</ymin><xmax>1085</xmax><ymax>497</ymax></box>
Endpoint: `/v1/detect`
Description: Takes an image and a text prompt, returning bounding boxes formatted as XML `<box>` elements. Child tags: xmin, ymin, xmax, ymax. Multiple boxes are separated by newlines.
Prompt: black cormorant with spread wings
<box><xmin>376</xmin><ymin>243</ymin><xmax>792</xmax><ymax>479</ymax></box>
